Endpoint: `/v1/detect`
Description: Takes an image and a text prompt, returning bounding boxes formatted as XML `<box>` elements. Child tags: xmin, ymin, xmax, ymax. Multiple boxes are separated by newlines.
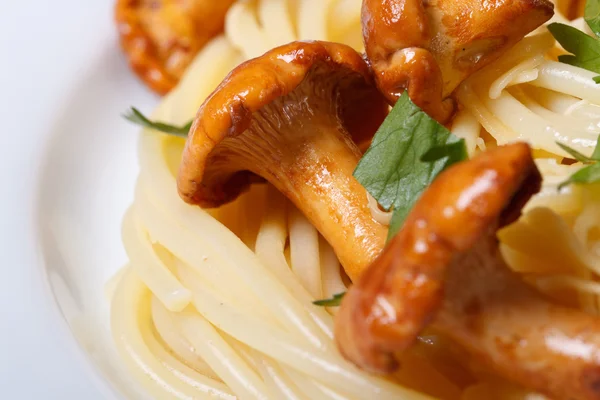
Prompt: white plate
<box><xmin>1</xmin><ymin>1</ymin><xmax>156</xmax><ymax>398</ymax></box>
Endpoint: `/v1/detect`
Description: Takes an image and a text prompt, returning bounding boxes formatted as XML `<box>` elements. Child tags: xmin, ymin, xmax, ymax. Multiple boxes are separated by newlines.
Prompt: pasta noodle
<box><xmin>328</xmin><ymin>0</ymin><xmax>363</xmax><ymax>51</ymax></box>
<box><xmin>297</xmin><ymin>0</ymin><xmax>332</xmax><ymax>40</ymax></box>
<box><xmin>449</xmin><ymin>109</ymin><xmax>481</xmax><ymax>157</ymax></box>
<box><xmin>288</xmin><ymin>206</ymin><xmax>322</xmax><ymax>299</ymax></box>
<box><xmin>366</xmin><ymin>193</ymin><xmax>393</xmax><ymax>226</ymax></box>
<box><xmin>111</xmin><ymin>268</ymin><xmax>234</xmax><ymax>399</ymax></box>
<box><xmin>110</xmin><ymin>0</ymin><xmax>600</xmax><ymax>399</ymax></box>
<box><xmin>120</xmin><ymin>118</ymin><xmax>434</xmax><ymax>398</ymax></box>
<box><xmin>226</xmin><ymin>0</ymin><xmax>272</xmax><ymax>60</ymax></box>
<box><xmin>319</xmin><ymin>236</ymin><xmax>347</xmax><ymax>310</ymax></box>
<box><xmin>452</xmin><ymin>7</ymin><xmax>600</xmax><ymax>346</ymax></box>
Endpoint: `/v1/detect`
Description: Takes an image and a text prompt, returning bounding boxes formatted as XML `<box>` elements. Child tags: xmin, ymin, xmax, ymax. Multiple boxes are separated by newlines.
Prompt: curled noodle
<box><xmin>111</xmin><ymin>1</ymin><xmax>600</xmax><ymax>399</ymax></box>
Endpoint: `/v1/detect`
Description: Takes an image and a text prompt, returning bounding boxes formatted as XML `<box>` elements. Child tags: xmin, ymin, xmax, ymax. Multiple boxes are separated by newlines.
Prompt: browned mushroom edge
<box><xmin>361</xmin><ymin>0</ymin><xmax>554</xmax><ymax>123</ymax></box>
<box><xmin>177</xmin><ymin>40</ymin><xmax>389</xmax><ymax>281</ymax></box>
<box><xmin>336</xmin><ymin>143</ymin><xmax>600</xmax><ymax>400</ymax></box>
<box><xmin>115</xmin><ymin>0</ymin><xmax>236</xmax><ymax>95</ymax></box>
<box><xmin>559</xmin><ymin>0</ymin><xmax>585</xmax><ymax>19</ymax></box>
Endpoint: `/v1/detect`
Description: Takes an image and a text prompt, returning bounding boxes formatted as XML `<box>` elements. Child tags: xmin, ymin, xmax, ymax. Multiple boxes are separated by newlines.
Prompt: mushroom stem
<box><xmin>177</xmin><ymin>42</ymin><xmax>390</xmax><ymax>281</ymax></box>
<box><xmin>209</xmin><ymin>86</ymin><xmax>388</xmax><ymax>281</ymax></box>
<box><xmin>335</xmin><ymin>143</ymin><xmax>600</xmax><ymax>400</ymax></box>
<box><xmin>439</xmin><ymin>230</ymin><xmax>600</xmax><ymax>400</ymax></box>
<box><xmin>361</xmin><ymin>0</ymin><xmax>554</xmax><ymax>122</ymax></box>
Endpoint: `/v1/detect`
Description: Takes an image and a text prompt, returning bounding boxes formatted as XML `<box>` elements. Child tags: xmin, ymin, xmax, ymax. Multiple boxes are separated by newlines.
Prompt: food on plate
<box><xmin>115</xmin><ymin>0</ymin><xmax>236</xmax><ymax>94</ymax></box>
<box><xmin>110</xmin><ymin>0</ymin><xmax>600</xmax><ymax>399</ymax></box>
<box><xmin>361</xmin><ymin>0</ymin><xmax>554</xmax><ymax>122</ymax></box>
<box><xmin>556</xmin><ymin>0</ymin><xmax>586</xmax><ymax>18</ymax></box>
<box><xmin>337</xmin><ymin>143</ymin><xmax>600</xmax><ymax>400</ymax></box>
<box><xmin>177</xmin><ymin>40</ymin><xmax>389</xmax><ymax>280</ymax></box>
<box><xmin>336</xmin><ymin>143</ymin><xmax>542</xmax><ymax>372</ymax></box>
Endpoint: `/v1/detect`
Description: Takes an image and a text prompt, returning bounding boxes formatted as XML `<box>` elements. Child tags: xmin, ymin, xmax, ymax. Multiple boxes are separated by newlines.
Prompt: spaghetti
<box><xmin>111</xmin><ymin>0</ymin><xmax>600</xmax><ymax>399</ymax></box>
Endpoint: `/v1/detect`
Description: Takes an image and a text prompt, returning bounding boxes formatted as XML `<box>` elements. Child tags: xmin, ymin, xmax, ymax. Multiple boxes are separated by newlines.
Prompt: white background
<box><xmin>0</xmin><ymin>1</ymin><xmax>129</xmax><ymax>398</ymax></box>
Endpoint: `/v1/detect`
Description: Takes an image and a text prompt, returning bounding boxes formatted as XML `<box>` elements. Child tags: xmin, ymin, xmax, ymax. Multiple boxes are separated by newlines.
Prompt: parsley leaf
<box><xmin>586</xmin><ymin>0</ymin><xmax>600</xmax><ymax>38</ymax></box>
<box><xmin>354</xmin><ymin>92</ymin><xmax>468</xmax><ymax>239</ymax></box>
<box><xmin>314</xmin><ymin>96</ymin><xmax>467</xmax><ymax>308</ymax></box>
<box><xmin>593</xmin><ymin>138</ymin><xmax>600</xmax><ymax>160</ymax></box>
<box><xmin>548</xmin><ymin>0</ymin><xmax>600</xmax><ymax>85</ymax></box>
<box><xmin>124</xmin><ymin>107</ymin><xmax>192</xmax><ymax>138</ymax></box>
<box><xmin>313</xmin><ymin>292</ymin><xmax>345</xmax><ymax>307</ymax></box>
<box><xmin>557</xmin><ymin>138</ymin><xmax>600</xmax><ymax>189</ymax></box>
<box><xmin>420</xmin><ymin>140</ymin><xmax>468</xmax><ymax>164</ymax></box>
<box><xmin>556</xmin><ymin>142</ymin><xmax>595</xmax><ymax>163</ymax></box>
<box><xmin>547</xmin><ymin>23</ymin><xmax>600</xmax><ymax>78</ymax></box>
<box><xmin>559</xmin><ymin>163</ymin><xmax>600</xmax><ymax>189</ymax></box>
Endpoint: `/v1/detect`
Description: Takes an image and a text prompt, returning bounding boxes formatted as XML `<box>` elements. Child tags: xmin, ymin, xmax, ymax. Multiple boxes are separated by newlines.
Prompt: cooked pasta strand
<box><xmin>289</xmin><ymin>206</ymin><xmax>322</xmax><ymax>299</ymax></box>
<box><xmin>111</xmin><ymin>268</ymin><xmax>233</xmax><ymax>399</ymax></box>
<box><xmin>178</xmin><ymin>312</ymin><xmax>270</xmax><ymax>400</ymax></box>
<box><xmin>121</xmin><ymin>207</ymin><xmax>191</xmax><ymax>312</ymax></box>
<box><xmin>111</xmin><ymin>2</ymin><xmax>600</xmax><ymax>399</ymax></box>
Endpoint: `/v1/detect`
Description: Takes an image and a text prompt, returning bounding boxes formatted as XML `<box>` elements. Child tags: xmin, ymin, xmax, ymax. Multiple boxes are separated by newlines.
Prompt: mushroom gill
<box><xmin>177</xmin><ymin>41</ymin><xmax>389</xmax><ymax>281</ymax></box>
<box><xmin>336</xmin><ymin>143</ymin><xmax>600</xmax><ymax>400</ymax></box>
<box><xmin>361</xmin><ymin>0</ymin><xmax>554</xmax><ymax>122</ymax></box>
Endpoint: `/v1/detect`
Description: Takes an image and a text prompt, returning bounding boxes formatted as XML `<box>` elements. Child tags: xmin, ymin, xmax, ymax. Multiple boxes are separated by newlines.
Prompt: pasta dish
<box><xmin>108</xmin><ymin>0</ymin><xmax>600</xmax><ymax>398</ymax></box>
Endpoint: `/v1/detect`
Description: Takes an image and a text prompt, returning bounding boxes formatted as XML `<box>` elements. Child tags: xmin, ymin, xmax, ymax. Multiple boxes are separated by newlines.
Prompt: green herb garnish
<box><xmin>354</xmin><ymin>92</ymin><xmax>468</xmax><ymax>239</ymax></box>
<box><xmin>547</xmin><ymin>23</ymin><xmax>600</xmax><ymax>79</ymax></box>
<box><xmin>556</xmin><ymin>142</ymin><xmax>595</xmax><ymax>163</ymax></box>
<box><xmin>586</xmin><ymin>0</ymin><xmax>600</xmax><ymax>37</ymax></box>
<box><xmin>124</xmin><ymin>107</ymin><xmax>192</xmax><ymax>137</ymax></box>
<box><xmin>313</xmin><ymin>292</ymin><xmax>346</xmax><ymax>307</ymax></box>
<box><xmin>548</xmin><ymin>0</ymin><xmax>600</xmax><ymax>82</ymax></box>
<box><xmin>560</xmin><ymin>163</ymin><xmax>600</xmax><ymax>189</ymax></box>
<box><xmin>558</xmin><ymin>138</ymin><xmax>600</xmax><ymax>189</ymax></box>
<box><xmin>420</xmin><ymin>140</ymin><xmax>468</xmax><ymax>164</ymax></box>
<box><xmin>313</xmin><ymin>95</ymin><xmax>468</xmax><ymax>308</ymax></box>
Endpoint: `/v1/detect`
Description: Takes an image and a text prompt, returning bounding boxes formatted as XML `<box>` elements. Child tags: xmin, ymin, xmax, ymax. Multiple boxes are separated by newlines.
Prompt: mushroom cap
<box><xmin>177</xmin><ymin>40</ymin><xmax>389</xmax><ymax>208</ymax></box>
<box><xmin>557</xmin><ymin>0</ymin><xmax>585</xmax><ymax>19</ymax></box>
<box><xmin>430</xmin><ymin>0</ymin><xmax>554</xmax><ymax>96</ymax></box>
<box><xmin>115</xmin><ymin>0</ymin><xmax>236</xmax><ymax>94</ymax></box>
<box><xmin>335</xmin><ymin>143</ymin><xmax>541</xmax><ymax>373</ymax></box>
<box><xmin>361</xmin><ymin>0</ymin><xmax>553</xmax><ymax>109</ymax></box>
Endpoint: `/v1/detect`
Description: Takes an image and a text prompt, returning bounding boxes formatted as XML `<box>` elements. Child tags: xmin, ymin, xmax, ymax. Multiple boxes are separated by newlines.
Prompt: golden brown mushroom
<box><xmin>335</xmin><ymin>143</ymin><xmax>600</xmax><ymax>400</ymax></box>
<box><xmin>557</xmin><ymin>0</ymin><xmax>585</xmax><ymax>19</ymax></box>
<box><xmin>177</xmin><ymin>41</ymin><xmax>389</xmax><ymax>280</ymax></box>
<box><xmin>115</xmin><ymin>0</ymin><xmax>236</xmax><ymax>94</ymax></box>
<box><xmin>362</xmin><ymin>0</ymin><xmax>554</xmax><ymax>122</ymax></box>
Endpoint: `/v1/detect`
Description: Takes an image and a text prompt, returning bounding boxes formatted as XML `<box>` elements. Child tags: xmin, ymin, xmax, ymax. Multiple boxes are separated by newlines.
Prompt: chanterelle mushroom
<box><xmin>336</xmin><ymin>143</ymin><xmax>600</xmax><ymax>400</ymax></box>
<box><xmin>178</xmin><ymin>41</ymin><xmax>389</xmax><ymax>280</ymax></box>
<box><xmin>362</xmin><ymin>0</ymin><xmax>554</xmax><ymax>122</ymax></box>
<box><xmin>115</xmin><ymin>0</ymin><xmax>236</xmax><ymax>94</ymax></box>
